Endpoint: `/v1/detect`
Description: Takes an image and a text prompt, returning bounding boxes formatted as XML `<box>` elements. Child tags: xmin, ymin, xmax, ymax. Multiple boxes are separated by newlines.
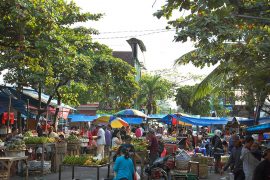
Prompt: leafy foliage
<box><xmin>155</xmin><ymin>0</ymin><xmax>270</xmax><ymax>118</ymax></box>
<box><xmin>137</xmin><ymin>74</ymin><xmax>173</xmax><ymax>114</ymax></box>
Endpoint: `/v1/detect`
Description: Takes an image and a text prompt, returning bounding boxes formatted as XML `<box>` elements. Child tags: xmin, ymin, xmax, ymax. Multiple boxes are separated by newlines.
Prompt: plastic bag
<box><xmin>161</xmin><ymin>148</ymin><xmax>167</xmax><ymax>157</ymax></box>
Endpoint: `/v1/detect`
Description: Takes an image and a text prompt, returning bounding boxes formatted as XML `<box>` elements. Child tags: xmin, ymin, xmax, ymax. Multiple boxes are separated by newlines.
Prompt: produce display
<box><xmin>221</xmin><ymin>155</ymin><xmax>230</xmax><ymax>163</ymax></box>
<box><xmin>66</xmin><ymin>134</ymin><xmax>80</xmax><ymax>143</ymax></box>
<box><xmin>6</xmin><ymin>138</ymin><xmax>26</xmax><ymax>151</ymax></box>
<box><xmin>63</xmin><ymin>155</ymin><xmax>109</xmax><ymax>166</ymax></box>
<box><xmin>131</xmin><ymin>139</ymin><xmax>148</xmax><ymax>151</ymax></box>
<box><xmin>24</xmin><ymin>131</ymin><xmax>33</xmax><ymax>137</ymax></box>
<box><xmin>24</xmin><ymin>137</ymin><xmax>56</xmax><ymax>144</ymax></box>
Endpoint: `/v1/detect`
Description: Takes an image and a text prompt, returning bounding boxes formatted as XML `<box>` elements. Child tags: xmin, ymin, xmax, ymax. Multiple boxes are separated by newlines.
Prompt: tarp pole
<box><xmin>7</xmin><ymin>95</ymin><xmax>11</xmax><ymax>134</ymax></box>
<box><xmin>27</xmin><ymin>99</ymin><xmax>29</xmax><ymax>130</ymax></box>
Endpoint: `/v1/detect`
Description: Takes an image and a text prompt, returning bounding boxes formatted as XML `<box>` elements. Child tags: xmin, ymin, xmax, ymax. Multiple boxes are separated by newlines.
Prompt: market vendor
<box><xmin>147</xmin><ymin>130</ymin><xmax>159</xmax><ymax>165</ymax></box>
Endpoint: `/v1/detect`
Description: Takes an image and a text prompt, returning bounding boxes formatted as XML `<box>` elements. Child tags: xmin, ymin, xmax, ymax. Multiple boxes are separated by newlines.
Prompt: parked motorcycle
<box><xmin>145</xmin><ymin>155</ymin><xmax>173</xmax><ymax>180</ymax></box>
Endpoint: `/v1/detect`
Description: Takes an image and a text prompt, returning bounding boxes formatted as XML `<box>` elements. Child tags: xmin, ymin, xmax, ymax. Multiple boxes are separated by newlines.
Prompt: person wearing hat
<box><xmin>252</xmin><ymin>148</ymin><xmax>270</xmax><ymax>180</ymax></box>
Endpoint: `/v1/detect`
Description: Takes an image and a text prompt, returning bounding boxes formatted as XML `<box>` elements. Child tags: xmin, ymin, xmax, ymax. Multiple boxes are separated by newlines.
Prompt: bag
<box><xmin>160</xmin><ymin>148</ymin><xmax>167</xmax><ymax>157</ymax></box>
<box><xmin>133</xmin><ymin>171</ymin><xmax>140</xmax><ymax>180</ymax></box>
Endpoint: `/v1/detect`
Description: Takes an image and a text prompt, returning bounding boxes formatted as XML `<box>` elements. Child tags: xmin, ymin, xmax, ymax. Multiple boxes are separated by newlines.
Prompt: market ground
<box><xmin>12</xmin><ymin>166</ymin><xmax>230</xmax><ymax>180</ymax></box>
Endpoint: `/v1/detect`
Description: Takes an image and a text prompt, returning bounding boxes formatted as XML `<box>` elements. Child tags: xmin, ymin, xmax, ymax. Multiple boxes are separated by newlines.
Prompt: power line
<box><xmin>97</xmin><ymin>28</ymin><xmax>176</xmax><ymax>34</ymax></box>
<box><xmin>92</xmin><ymin>29</ymin><xmax>176</xmax><ymax>40</ymax></box>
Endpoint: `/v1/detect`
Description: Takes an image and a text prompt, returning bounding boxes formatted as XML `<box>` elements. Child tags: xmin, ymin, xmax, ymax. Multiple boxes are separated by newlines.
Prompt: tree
<box><xmin>77</xmin><ymin>52</ymin><xmax>139</xmax><ymax>111</ymax></box>
<box><xmin>155</xmin><ymin>0</ymin><xmax>270</xmax><ymax>120</ymax></box>
<box><xmin>138</xmin><ymin>74</ymin><xmax>173</xmax><ymax>114</ymax></box>
<box><xmin>0</xmin><ymin>0</ymin><xmax>105</xmax><ymax>129</ymax></box>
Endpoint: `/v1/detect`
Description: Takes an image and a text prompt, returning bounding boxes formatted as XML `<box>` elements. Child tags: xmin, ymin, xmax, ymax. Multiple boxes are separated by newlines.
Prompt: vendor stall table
<box><xmin>0</xmin><ymin>156</ymin><xmax>28</xmax><ymax>180</ymax></box>
<box><xmin>26</xmin><ymin>143</ymin><xmax>56</xmax><ymax>175</ymax></box>
<box><xmin>58</xmin><ymin>163</ymin><xmax>110</xmax><ymax>180</ymax></box>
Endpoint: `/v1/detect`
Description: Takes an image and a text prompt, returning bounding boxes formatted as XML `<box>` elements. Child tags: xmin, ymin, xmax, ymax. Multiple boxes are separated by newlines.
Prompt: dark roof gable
<box><xmin>112</xmin><ymin>51</ymin><xmax>134</xmax><ymax>66</ymax></box>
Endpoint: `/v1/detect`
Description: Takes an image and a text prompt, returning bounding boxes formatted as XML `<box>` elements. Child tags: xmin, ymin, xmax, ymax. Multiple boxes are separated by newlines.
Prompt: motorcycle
<box><xmin>145</xmin><ymin>155</ymin><xmax>173</xmax><ymax>180</ymax></box>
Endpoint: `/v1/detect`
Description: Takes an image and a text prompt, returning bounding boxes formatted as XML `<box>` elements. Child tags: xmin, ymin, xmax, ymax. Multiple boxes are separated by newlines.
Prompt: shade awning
<box><xmin>246</xmin><ymin>123</ymin><xmax>270</xmax><ymax>133</ymax></box>
<box><xmin>68</xmin><ymin>114</ymin><xmax>98</xmax><ymax>122</ymax></box>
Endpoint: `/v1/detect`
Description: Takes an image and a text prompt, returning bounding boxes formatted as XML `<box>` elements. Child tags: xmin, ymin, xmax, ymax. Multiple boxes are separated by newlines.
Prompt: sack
<box><xmin>175</xmin><ymin>149</ymin><xmax>191</xmax><ymax>169</ymax></box>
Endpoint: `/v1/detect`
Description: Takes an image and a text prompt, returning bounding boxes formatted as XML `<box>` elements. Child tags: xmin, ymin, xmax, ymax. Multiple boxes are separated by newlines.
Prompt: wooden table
<box><xmin>0</xmin><ymin>156</ymin><xmax>28</xmax><ymax>180</ymax></box>
<box><xmin>59</xmin><ymin>163</ymin><xmax>110</xmax><ymax>180</ymax></box>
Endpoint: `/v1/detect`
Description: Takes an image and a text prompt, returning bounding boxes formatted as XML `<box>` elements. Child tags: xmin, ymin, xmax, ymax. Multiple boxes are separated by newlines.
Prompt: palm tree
<box><xmin>138</xmin><ymin>74</ymin><xmax>173</xmax><ymax>114</ymax></box>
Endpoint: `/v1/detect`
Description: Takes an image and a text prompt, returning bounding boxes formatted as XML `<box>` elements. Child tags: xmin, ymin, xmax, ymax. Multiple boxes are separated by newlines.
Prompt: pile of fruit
<box><xmin>24</xmin><ymin>137</ymin><xmax>56</xmax><ymax>144</ymax></box>
<box><xmin>63</xmin><ymin>155</ymin><xmax>109</xmax><ymax>166</ymax></box>
<box><xmin>24</xmin><ymin>131</ymin><xmax>33</xmax><ymax>137</ymax></box>
<box><xmin>6</xmin><ymin>138</ymin><xmax>26</xmax><ymax>151</ymax></box>
<box><xmin>66</xmin><ymin>134</ymin><xmax>80</xmax><ymax>143</ymax></box>
<box><xmin>131</xmin><ymin>139</ymin><xmax>148</xmax><ymax>151</ymax></box>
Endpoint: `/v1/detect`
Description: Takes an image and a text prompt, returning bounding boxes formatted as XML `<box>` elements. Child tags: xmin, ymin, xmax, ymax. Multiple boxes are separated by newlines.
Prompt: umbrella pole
<box><xmin>7</xmin><ymin>95</ymin><xmax>11</xmax><ymax>134</ymax></box>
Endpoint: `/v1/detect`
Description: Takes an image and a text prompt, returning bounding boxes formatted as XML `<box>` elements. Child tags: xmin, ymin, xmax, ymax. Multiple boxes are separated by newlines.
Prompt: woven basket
<box><xmin>5</xmin><ymin>150</ymin><xmax>25</xmax><ymax>157</ymax></box>
<box><xmin>67</xmin><ymin>142</ymin><xmax>80</xmax><ymax>151</ymax></box>
<box><xmin>0</xmin><ymin>170</ymin><xmax>8</xmax><ymax>180</ymax></box>
<box><xmin>175</xmin><ymin>150</ymin><xmax>191</xmax><ymax>170</ymax></box>
<box><xmin>56</xmin><ymin>142</ymin><xmax>67</xmax><ymax>154</ymax></box>
<box><xmin>190</xmin><ymin>164</ymin><xmax>208</xmax><ymax>179</ymax></box>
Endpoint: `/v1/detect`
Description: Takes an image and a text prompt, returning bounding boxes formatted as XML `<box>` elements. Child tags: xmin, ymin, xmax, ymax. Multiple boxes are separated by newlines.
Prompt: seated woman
<box><xmin>113</xmin><ymin>147</ymin><xmax>134</xmax><ymax>180</ymax></box>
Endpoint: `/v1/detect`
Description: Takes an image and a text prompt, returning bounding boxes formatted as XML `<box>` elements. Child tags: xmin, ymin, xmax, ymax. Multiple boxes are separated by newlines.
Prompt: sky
<box><xmin>74</xmin><ymin>0</ymin><xmax>215</xmax><ymax>76</ymax></box>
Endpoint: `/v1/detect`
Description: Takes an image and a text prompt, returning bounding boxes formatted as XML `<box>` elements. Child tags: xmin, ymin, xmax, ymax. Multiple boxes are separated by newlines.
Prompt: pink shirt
<box><xmin>135</xmin><ymin>128</ymin><xmax>142</xmax><ymax>137</ymax></box>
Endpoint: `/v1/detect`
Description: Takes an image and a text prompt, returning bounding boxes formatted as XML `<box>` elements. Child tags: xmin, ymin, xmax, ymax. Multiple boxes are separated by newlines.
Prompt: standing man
<box><xmin>147</xmin><ymin>130</ymin><xmax>159</xmax><ymax>165</ymax></box>
<box><xmin>240</xmin><ymin>136</ymin><xmax>260</xmax><ymax>180</ymax></box>
<box><xmin>223</xmin><ymin>134</ymin><xmax>245</xmax><ymax>180</ymax></box>
<box><xmin>96</xmin><ymin>124</ymin><xmax>106</xmax><ymax>158</ymax></box>
<box><xmin>105</xmin><ymin>125</ymin><xmax>112</xmax><ymax>153</ymax></box>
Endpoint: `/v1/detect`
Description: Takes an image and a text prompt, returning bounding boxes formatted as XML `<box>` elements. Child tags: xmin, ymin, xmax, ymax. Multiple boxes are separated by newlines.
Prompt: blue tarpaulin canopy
<box><xmin>246</xmin><ymin>123</ymin><xmax>270</xmax><ymax>133</ymax></box>
<box><xmin>121</xmin><ymin>117</ymin><xmax>143</xmax><ymax>125</ymax></box>
<box><xmin>147</xmin><ymin>114</ymin><xmax>167</xmax><ymax>119</ymax></box>
<box><xmin>160</xmin><ymin>114</ymin><xmax>228</xmax><ymax>126</ymax></box>
<box><xmin>180</xmin><ymin>116</ymin><xmax>228</xmax><ymax>126</ymax></box>
<box><xmin>68</xmin><ymin>114</ymin><xmax>98</xmax><ymax>122</ymax></box>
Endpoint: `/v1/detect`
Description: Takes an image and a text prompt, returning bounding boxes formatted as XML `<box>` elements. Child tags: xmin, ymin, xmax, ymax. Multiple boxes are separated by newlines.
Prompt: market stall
<box><xmin>59</xmin><ymin>155</ymin><xmax>110</xmax><ymax>180</ymax></box>
<box><xmin>24</xmin><ymin>136</ymin><xmax>56</xmax><ymax>175</ymax></box>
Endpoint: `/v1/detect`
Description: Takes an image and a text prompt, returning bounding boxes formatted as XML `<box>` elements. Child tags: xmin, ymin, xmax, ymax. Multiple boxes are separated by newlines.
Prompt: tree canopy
<box><xmin>137</xmin><ymin>74</ymin><xmax>173</xmax><ymax>114</ymax></box>
<box><xmin>155</xmin><ymin>0</ymin><xmax>270</xmax><ymax>119</ymax></box>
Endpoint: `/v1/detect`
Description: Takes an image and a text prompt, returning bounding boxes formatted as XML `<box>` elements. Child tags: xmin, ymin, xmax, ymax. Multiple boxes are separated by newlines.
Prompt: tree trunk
<box><xmin>53</xmin><ymin>91</ymin><xmax>61</xmax><ymax>131</ymax></box>
<box><xmin>254</xmin><ymin>91</ymin><xmax>268</xmax><ymax>124</ymax></box>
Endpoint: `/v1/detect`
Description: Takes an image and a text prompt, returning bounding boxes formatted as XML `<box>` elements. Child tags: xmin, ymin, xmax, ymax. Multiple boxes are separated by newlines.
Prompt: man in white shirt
<box><xmin>96</xmin><ymin>124</ymin><xmax>106</xmax><ymax>158</ymax></box>
<box><xmin>240</xmin><ymin>136</ymin><xmax>260</xmax><ymax>180</ymax></box>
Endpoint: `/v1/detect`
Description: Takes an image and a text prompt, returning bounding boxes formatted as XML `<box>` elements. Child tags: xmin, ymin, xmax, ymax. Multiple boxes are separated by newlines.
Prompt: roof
<box><xmin>113</xmin><ymin>51</ymin><xmax>134</xmax><ymax>66</ymax></box>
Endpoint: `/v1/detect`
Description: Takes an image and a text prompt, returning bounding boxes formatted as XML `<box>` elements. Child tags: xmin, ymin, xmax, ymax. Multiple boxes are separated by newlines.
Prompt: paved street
<box><xmin>12</xmin><ymin>165</ymin><xmax>230</xmax><ymax>180</ymax></box>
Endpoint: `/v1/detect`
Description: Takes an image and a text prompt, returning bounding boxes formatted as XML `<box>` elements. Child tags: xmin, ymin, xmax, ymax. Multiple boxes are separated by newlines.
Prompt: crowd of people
<box><xmin>30</xmin><ymin>120</ymin><xmax>270</xmax><ymax>180</ymax></box>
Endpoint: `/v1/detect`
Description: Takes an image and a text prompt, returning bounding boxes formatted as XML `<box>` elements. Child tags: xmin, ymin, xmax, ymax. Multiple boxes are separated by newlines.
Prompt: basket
<box><xmin>5</xmin><ymin>150</ymin><xmax>25</xmax><ymax>157</ymax></box>
<box><xmin>56</xmin><ymin>142</ymin><xmax>67</xmax><ymax>154</ymax></box>
<box><xmin>0</xmin><ymin>170</ymin><xmax>8</xmax><ymax>180</ymax></box>
<box><xmin>67</xmin><ymin>142</ymin><xmax>80</xmax><ymax>151</ymax></box>
<box><xmin>175</xmin><ymin>150</ymin><xmax>191</xmax><ymax>170</ymax></box>
<box><xmin>190</xmin><ymin>164</ymin><xmax>208</xmax><ymax>179</ymax></box>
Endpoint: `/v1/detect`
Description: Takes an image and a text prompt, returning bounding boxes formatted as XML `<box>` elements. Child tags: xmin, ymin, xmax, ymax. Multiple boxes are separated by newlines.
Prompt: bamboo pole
<box><xmin>7</xmin><ymin>95</ymin><xmax>11</xmax><ymax>134</ymax></box>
